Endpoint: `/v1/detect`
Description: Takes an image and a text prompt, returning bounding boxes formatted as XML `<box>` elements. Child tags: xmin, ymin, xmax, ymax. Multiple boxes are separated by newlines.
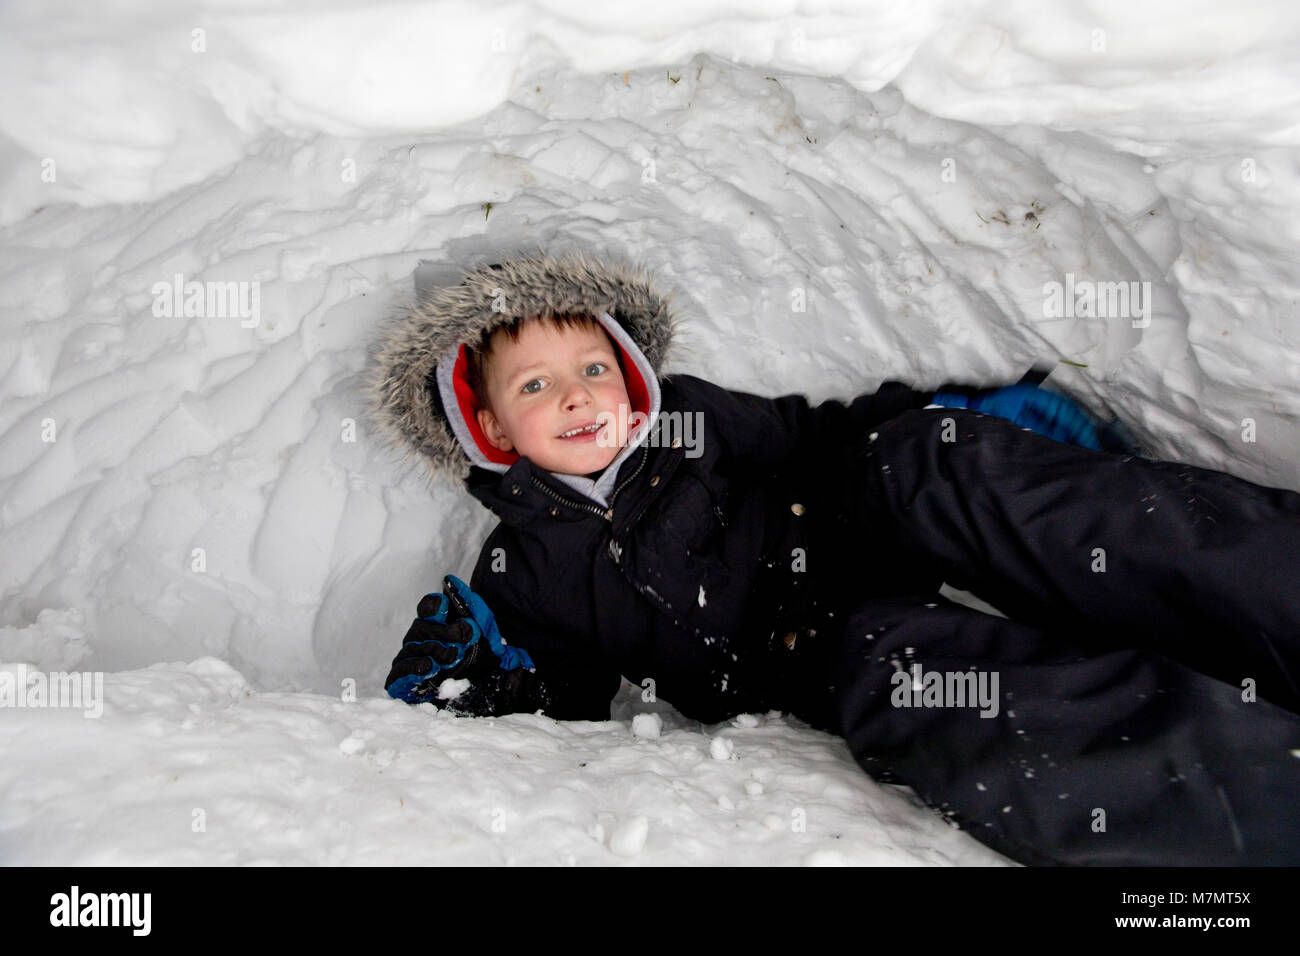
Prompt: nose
<box><xmin>559</xmin><ymin>376</ymin><xmax>593</xmax><ymax>411</ymax></box>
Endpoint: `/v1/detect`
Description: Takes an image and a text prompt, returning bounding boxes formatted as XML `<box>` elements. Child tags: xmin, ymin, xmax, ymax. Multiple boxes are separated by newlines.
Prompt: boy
<box><xmin>367</xmin><ymin>250</ymin><xmax>1300</xmax><ymax>866</ymax></box>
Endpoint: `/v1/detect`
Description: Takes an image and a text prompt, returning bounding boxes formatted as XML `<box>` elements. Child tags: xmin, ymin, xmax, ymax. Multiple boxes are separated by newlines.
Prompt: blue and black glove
<box><xmin>931</xmin><ymin>383</ymin><xmax>1141</xmax><ymax>455</ymax></box>
<box><xmin>385</xmin><ymin>574</ymin><xmax>535</xmax><ymax>704</ymax></box>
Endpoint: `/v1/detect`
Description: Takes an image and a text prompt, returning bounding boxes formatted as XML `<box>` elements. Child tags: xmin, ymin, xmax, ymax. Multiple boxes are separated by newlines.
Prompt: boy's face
<box><xmin>475</xmin><ymin>319</ymin><xmax>632</xmax><ymax>476</ymax></box>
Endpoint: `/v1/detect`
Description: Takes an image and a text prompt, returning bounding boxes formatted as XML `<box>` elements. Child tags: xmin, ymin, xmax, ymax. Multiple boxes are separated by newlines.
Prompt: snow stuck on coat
<box><xmin>2</xmin><ymin>0</ymin><xmax>1299</xmax><ymax>865</ymax></box>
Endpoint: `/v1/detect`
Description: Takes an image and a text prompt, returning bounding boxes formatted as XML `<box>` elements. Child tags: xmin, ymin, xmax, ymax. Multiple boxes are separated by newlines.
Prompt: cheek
<box><xmin>514</xmin><ymin>404</ymin><xmax>555</xmax><ymax>442</ymax></box>
<box><xmin>598</xmin><ymin>378</ymin><xmax>631</xmax><ymax>407</ymax></box>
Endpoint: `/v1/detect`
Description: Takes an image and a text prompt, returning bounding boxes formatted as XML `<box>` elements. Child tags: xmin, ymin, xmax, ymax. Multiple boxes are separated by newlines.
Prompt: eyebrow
<box><xmin>502</xmin><ymin>348</ymin><xmax>615</xmax><ymax>388</ymax></box>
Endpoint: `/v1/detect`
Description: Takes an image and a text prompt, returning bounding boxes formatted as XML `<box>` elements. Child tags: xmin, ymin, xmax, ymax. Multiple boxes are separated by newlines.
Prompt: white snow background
<box><xmin>1</xmin><ymin>0</ymin><xmax>1298</xmax><ymax>865</ymax></box>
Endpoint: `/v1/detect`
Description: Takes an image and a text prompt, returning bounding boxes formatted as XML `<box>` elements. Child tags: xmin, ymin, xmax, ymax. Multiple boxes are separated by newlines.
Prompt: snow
<box><xmin>630</xmin><ymin>711</ymin><xmax>662</xmax><ymax>739</ymax></box>
<box><xmin>2</xmin><ymin>0</ymin><xmax>1298</xmax><ymax>865</ymax></box>
<box><xmin>0</xmin><ymin>656</ymin><xmax>1004</xmax><ymax>864</ymax></box>
<box><xmin>607</xmin><ymin>815</ymin><xmax>649</xmax><ymax>857</ymax></box>
<box><xmin>437</xmin><ymin>676</ymin><xmax>472</xmax><ymax>700</ymax></box>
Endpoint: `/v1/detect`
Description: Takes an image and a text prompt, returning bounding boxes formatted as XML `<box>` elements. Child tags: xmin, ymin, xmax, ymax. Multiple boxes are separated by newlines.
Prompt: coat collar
<box><xmin>466</xmin><ymin>441</ymin><xmax>662</xmax><ymax>529</ymax></box>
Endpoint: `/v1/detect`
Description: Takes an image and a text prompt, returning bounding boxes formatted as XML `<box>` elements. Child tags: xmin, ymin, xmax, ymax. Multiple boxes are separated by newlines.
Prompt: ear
<box><xmin>476</xmin><ymin>407</ymin><xmax>515</xmax><ymax>452</ymax></box>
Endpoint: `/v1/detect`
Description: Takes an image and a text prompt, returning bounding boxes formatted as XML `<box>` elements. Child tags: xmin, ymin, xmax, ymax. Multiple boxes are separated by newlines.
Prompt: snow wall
<box><xmin>1</xmin><ymin>0</ymin><xmax>1298</xmax><ymax>692</ymax></box>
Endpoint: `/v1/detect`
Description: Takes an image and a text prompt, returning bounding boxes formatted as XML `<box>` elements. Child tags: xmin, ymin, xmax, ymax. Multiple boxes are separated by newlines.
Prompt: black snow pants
<box><xmin>835</xmin><ymin>406</ymin><xmax>1300</xmax><ymax>866</ymax></box>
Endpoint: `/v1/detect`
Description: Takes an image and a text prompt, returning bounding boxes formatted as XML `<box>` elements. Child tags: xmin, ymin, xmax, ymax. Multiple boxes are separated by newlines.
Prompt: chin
<box><xmin>549</xmin><ymin>449</ymin><xmax>619</xmax><ymax>476</ymax></box>
<box><xmin>567</xmin><ymin>455</ymin><xmax>618</xmax><ymax>476</ymax></box>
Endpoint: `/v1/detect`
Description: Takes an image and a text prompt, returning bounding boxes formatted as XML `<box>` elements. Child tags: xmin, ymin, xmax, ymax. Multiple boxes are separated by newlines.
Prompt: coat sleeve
<box><xmin>425</xmin><ymin>540</ymin><xmax>623</xmax><ymax>722</ymax></box>
<box><xmin>661</xmin><ymin>372</ymin><xmax>937</xmax><ymax>467</ymax></box>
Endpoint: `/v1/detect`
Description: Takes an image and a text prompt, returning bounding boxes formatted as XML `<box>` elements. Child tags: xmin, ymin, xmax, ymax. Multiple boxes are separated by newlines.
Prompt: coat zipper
<box><xmin>529</xmin><ymin>475</ymin><xmax>610</xmax><ymax>521</ymax></box>
<box><xmin>610</xmin><ymin>444</ymin><xmax>650</xmax><ymax>509</ymax></box>
<box><xmin>528</xmin><ymin>444</ymin><xmax>650</xmax><ymax>522</ymax></box>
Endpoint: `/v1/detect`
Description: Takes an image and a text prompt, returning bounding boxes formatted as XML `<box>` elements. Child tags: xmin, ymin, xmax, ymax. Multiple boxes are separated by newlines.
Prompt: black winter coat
<box><xmin>460</xmin><ymin>371</ymin><xmax>943</xmax><ymax>727</ymax></box>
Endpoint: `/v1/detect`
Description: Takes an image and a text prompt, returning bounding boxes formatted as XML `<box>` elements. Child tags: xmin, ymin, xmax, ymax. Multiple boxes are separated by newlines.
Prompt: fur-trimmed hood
<box><xmin>365</xmin><ymin>250</ymin><xmax>678</xmax><ymax>488</ymax></box>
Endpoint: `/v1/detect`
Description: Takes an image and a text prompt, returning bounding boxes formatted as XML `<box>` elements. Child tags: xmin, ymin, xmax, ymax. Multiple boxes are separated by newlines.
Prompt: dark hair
<box><xmin>466</xmin><ymin>313</ymin><xmax>623</xmax><ymax>411</ymax></box>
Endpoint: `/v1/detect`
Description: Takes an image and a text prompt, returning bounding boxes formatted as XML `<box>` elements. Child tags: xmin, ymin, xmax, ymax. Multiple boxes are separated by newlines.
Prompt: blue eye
<box><xmin>584</xmin><ymin>362</ymin><xmax>608</xmax><ymax>376</ymax></box>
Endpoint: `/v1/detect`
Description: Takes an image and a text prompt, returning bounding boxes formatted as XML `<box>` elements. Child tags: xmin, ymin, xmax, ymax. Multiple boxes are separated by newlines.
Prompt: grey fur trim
<box><xmin>364</xmin><ymin>249</ymin><xmax>678</xmax><ymax>485</ymax></box>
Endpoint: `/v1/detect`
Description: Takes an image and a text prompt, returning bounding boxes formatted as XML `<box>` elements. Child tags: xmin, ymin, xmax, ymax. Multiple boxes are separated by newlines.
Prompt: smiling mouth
<box><xmin>557</xmin><ymin>423</ymin><xmax>602</xmax><ymax>438</ymax></box>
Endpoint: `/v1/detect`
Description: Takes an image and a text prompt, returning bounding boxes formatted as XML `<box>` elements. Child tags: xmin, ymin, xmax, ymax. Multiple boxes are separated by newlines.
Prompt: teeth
<box><xmin>559</xmin><ymin>423</ymin><xmax>601</xmax><ymax>438</ymax></box>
